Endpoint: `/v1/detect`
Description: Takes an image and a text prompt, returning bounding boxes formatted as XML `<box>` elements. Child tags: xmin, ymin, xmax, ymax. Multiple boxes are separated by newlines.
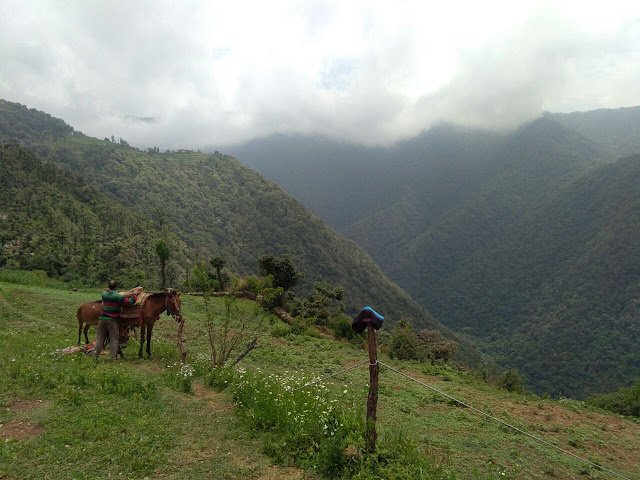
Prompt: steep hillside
<box><xmin>350</xmin><ymin>120</ymin><xmax>639</xmax><ymax>397</ymax></box>
<box><xmin>0</xmin><ymin>144</ymin><xmax>189</xmax><ymax>287</ymax></box>
<box><xmin>0</xmin><ymin>100</ymin><xmax>470</xmax><ymax>360</ymax></box>
<box><xmin>226</xmin><ymin>118</ymin><xmax>640</xmax><ymax>397</ymax></box>
<box><xmin>497</xmin><ymin>155</ymin><xmax>640</xmax><ymax>396</ymax></box>
<box><xmin>546</xmin><ymin>106</ymin><xmax>640</xmax><ymax>157</ymax></box>
<box><xmin>390</xmin><ymin>150</ymin><xmax>640</xmax><ymax>397</ymax></box>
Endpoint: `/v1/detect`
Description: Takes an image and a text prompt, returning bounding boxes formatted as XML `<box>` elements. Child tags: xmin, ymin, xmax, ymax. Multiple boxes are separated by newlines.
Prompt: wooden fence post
<box><xmin>366</xmin><ymin>323</ymin><xmax>379</xmax><ymax>453</ymax></box>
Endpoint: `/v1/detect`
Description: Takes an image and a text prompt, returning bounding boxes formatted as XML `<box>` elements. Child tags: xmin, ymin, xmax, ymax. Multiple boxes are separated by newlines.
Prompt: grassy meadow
<box><xmin>1</xmin><ymin>273</ymin><xmax>639</xmax><ymax>479</ymax></box>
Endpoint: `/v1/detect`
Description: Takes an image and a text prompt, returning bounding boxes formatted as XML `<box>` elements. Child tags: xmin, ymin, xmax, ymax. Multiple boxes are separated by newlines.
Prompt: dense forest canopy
<box><xmin>0</xmin><ymin>144</ymin><xmax>190</xmax><ymax>287</ymax></box>
<box><xmin>545</xmin><ymin>106</ymin><xmax>640</xmax><ymax>158</ymax></box>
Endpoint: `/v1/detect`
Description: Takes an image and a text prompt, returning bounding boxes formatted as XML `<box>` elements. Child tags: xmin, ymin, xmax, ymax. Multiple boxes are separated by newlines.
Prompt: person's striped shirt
<box><xmin>99</xmin><ymin>289</ymin><xmax>137</xmax><ymax>322</ymax></box>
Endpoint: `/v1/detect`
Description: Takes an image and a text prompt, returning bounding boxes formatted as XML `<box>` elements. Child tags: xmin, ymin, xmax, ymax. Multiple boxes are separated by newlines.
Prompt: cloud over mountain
<box><xmin>1</xmin><ymin>0</ymin><xmax>639</xmax><ymax>148</ymax></box>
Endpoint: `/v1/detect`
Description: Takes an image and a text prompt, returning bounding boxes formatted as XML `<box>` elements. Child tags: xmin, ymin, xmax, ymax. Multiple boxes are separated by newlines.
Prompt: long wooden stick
<box><xmin>177</xmin><ymin>318</ymin><xmax>187</xmax><ymax>364</ymax></box>
<box><xmin>366</xmin><ymin>323</ymin><xmax>379</xmax><ymax>453</ymax></box>
<box><xmin>233</xmin><ymin>337</ymin><xmax>261</xmax><ymax>366</ymax></box>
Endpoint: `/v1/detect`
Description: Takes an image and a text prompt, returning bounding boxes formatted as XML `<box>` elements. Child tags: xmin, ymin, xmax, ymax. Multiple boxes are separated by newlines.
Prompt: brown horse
<box><xmin>76</xmin><ymin>289</ymin><xmax>183</xmax><ymax>358</ymax></box>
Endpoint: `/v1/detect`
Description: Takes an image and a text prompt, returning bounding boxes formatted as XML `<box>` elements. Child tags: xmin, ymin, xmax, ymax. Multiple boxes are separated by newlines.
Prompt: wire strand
<box><xmin>291</xmin><ymin>360</ymin><xmax>369</xmax><ymax>392</ymax></box>
<box><xmin>378</xmin><ymin>361</ymin><xmax>632</xmax><ymax>480</ymax></box>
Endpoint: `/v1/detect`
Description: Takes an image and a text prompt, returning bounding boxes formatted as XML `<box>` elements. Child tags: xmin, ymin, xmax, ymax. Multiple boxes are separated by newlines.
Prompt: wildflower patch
<box><xmin>222</xmin><ymin>366</ymin><xmax>456</xmax><ymax>479</ymax></box>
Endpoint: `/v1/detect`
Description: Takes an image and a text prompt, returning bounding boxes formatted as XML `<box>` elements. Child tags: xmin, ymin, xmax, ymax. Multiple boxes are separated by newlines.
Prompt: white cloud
<box><xmin>0</xmin><ymin>0</ymin><xmax>639</xmax><ymax>148</ymax></box>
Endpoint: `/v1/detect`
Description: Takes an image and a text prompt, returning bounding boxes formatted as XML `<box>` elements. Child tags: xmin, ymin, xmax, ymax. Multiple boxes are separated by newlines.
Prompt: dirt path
<box><xmin>142</xmin><ymin>361</ymin><xmax>308</xmax><ymax>480</ymax></box>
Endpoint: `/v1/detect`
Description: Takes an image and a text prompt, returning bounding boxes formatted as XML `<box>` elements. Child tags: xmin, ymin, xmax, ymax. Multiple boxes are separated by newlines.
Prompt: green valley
<box><xmin>229</xmin><ymin>111</ymin><xmax>640</xmax><ymax>398</ymax></box>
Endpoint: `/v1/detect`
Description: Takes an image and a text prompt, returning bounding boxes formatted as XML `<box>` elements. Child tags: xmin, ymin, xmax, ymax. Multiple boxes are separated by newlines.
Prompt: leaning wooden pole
<box><xmin>177</xmin><ymin>317</ymin><xmax>187</xmax><ymax>364</ymax></box>
<box><xmin>366</xmin><ymin>323</ymin><xmax>379</xmax><ymax>453</ymax></box>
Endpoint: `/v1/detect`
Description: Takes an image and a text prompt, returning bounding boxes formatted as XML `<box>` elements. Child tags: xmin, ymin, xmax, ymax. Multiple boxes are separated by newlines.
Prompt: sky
<box><xmin>1</xmin><ymin>0</ymin><xmax>639</xmax><ymax>149</ymax></box>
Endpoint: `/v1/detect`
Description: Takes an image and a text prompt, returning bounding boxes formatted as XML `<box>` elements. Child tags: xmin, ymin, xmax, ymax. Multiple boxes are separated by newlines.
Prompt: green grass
<box><xmin>0</xmin><ymin>269</ymin><xmax>76</xmax><ymax>290</ymax></box>
<box><xmin>1</xmin><ymin>278</ymin><xmax>639</xmax><ymax>479</ymax></box>
<box><xmin>0</xmin><ymin>283</ymin><xmax>303</xmax><ymax>480</ymax></box>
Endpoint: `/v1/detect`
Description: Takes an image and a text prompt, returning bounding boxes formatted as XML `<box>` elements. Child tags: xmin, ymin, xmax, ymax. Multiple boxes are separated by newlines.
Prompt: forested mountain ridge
<box><xmin>0</xmin><ymin>99</ymin><xmax>480</xmax><ymax>362</ymax></box>
<box><xmin>228</xmin><ymin>125</ymin><xmax>505</xmax><ymax>232</ymax></box>
<box><xmin>545</xmin><ymin>106</ymin><xmax>640</xmax><ymax>157</ymax></box>
<box><xmin>0</xmin><ymin>144</ymin><xmax>190</xmax><ymax>286</ymax></box>
<box><xmin>226</xmin><ymin>112</ymin><xmax>640</xmax><ymax>397</ymax></box>
<box><xmin>0</xmin><ymin>99</ymin><xmax>74</xmax><ymax>144</ymax></box>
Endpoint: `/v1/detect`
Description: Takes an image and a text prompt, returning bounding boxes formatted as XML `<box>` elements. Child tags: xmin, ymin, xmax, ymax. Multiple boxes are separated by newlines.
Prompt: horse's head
<box><xmin>164</xmin><ymin>288</ymin><xmax>183</xmax><ymax>322</ymax></box>
<box><xmin>118</xmin><ymin>325</ymin><xmax>134</xmax><ymax>348</ymax></box>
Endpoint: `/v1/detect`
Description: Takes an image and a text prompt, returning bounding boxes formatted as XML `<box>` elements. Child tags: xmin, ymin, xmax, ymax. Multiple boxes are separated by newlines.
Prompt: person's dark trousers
<box><xmin>94</xmin><ymin>319</ymin><xmax>120</xmax><ymax>360</ymax></box>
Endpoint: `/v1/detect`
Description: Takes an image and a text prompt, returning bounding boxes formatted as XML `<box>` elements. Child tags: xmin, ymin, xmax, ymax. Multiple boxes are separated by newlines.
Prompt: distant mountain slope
<box><xmin>498</xmin><ymin>155</ymin><xmax>640</xmax><ymax>396</ymax></box>
<box><xmin>226</xmin><ymin>117</ymin><xmax>640</xmax><ymax>397</ymax></box>
<box><xmin>0</xmin><ymin>99</ymin><xmax>73</xmax><ymax>143</ymax></box>
<box><xmin>372</xmin><ymin>122</ymin><xmax>637</xmax><ymax>397</ymax></box>
<box><xmin>546</xmin><ymin>106</ymin><xmax>640</xmax><ymax>157</ymax></box>
<box><xmin>0</xmin><ymin>144</ymin><xmax>188</xmax><ymax>286</ymax></box>
<box><xmin>228</xmin><ymin>126</ymin><xmax>504</xmax><ymax>232</ymax></box>
<box><xmin>0</xmin><ymin>100</ymin><xmax>478</xmax><ymax>362</ymax></box>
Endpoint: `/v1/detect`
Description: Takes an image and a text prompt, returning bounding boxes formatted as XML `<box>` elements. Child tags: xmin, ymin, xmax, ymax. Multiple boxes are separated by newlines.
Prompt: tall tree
<box><xmin>155</xmin><ymin>239</ymin><xmax>171</xmax><ymax>288</ymax></box>
<box><xmin>210</xmin><ymin>255</ymin><xmax>227</xmax><ymax>291</ymax></box>
<box><xmin>258</xmin><ymin>254</ymin><xmax>300</xmax><ymax>292</ymax></box>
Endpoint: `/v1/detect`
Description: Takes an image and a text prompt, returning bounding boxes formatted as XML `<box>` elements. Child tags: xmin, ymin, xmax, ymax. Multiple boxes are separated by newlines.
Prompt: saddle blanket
<box><xmin>120</xmin><ymin>290</ymin><xmax>153</xmax><ymax>319</ymax></box>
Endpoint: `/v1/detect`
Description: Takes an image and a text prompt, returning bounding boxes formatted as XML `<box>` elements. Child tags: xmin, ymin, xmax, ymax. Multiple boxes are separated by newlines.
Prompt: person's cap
<box><xmin>352</xmin><ymin>306</ymin><xmax>384</xmax><ymax>333</ymax></box>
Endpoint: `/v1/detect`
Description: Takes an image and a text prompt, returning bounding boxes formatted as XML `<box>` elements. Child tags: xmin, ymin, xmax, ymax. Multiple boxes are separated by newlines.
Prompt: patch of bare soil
<box><xmin>8</xmin><ymin>320</ymin><xmax>29</xmax><ymax>327</ymax></box>
<box><xmin>0</xmin><ymin>420</ymin><xmax>44</xmax><ymax>440</ymax></box>
<box><xmin>313</xmin><ymin>326</ymin><xmax>335</xmax><ymax>340</ymax></box>
<box><xmin>135</xmin><ymin>360</ymin><xmax>164</xmax><ymax>373</ymax></box>
<box><xmin>6</xmin><ymin>400</ymin><xmax>45</xmax><ymax>412</ymax></box>
<box><xmin>260</xmin><ymin>465</ymin><xmax>305</xmax><ymax>479</ymax></box>
<box><xmin>227</xmin><ymin>450</ymin><xmax>305</xmax><ymax>479</ymax></box>
<box><xmin>191</xmin><ymin>383</ymin><xmax>234</xmax><ymax>413</ymax></box>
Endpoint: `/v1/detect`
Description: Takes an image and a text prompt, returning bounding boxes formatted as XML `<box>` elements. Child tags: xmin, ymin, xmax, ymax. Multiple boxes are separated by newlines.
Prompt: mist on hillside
<box><xmin>1</xmin><ymin>1</ymin><xmax>639</xmax><ymax>149</ymax></box>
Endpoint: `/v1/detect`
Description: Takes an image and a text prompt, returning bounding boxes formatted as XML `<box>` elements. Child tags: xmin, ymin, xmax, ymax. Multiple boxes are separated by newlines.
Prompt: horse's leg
<box><xmin>78</xmin><ymin>321</ymin><xmax>83</xmax><ymax>345</ymax></box>
<box><xmin>146</xmin><ymin>324</ymin><xmax>154</xmax><ymax>358</ymax></box>
<box><xmin>138</xmin><ymin>324</ymin><xmax>146</xmax><ymax>358</ymax></box>
<box><xmin>84</xmin><ymin>324</ymin><xmax>91</xmax><ymax>344</ymax></box>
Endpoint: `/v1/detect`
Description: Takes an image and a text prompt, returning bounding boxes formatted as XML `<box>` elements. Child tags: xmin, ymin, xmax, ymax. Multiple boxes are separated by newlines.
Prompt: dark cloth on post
<box><xmin>352</xmin><ymin>306</ymin><xmax>384</xmax><ymax>333</ymax></box>
<box><xmin>100</xmin><ymin>289</ymin><xmax>137</xmax><ymax>322</ymax></box>
<box><xmin>93</xmin><ymin>319</ymin><xmax>120</xmax><ymax>360</ymax></box>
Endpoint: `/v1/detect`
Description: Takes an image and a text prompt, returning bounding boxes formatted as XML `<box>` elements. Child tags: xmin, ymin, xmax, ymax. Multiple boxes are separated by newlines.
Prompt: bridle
<box><xmin>165</xmin><ymin>294</ymin><xmax>183</xmax><ymax>322</ymax></box>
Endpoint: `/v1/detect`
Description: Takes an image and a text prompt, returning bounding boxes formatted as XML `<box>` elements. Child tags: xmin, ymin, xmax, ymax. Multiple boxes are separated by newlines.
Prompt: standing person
<box><xmin>94</xmin><ymin>280</ymin><xmax>139</xmax><ymax>361</ymax></box>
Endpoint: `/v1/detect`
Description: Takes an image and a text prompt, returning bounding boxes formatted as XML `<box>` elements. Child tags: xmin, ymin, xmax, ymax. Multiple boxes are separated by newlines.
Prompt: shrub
<box><xmin>587</xmin><ymin>381</ymin><xmax>640</xmax><ymax>417</ymax></box>
<box><xmin>271</xmin><ymin>323</ymin><xmax>293</xmax><ymax>338</ymax></box>
<box><xmin>165</xmin><ymin>362</ymin><xmax>195</xmax><ymax>393</ymax></box>
<box><xmin>331</xmin><ymin>314</ymin><xmax>362</xmax><ymax>341</ymax></box>
<box><xmin>389</xmin><ymin>319</ymin><xmax>423</xmax><ymax>361</ymax></box>
<box><xmin>287</xmin><ymin>282</ymin><xmax>345</xmax><ymax>326</ymax></box>
<box><xmin>417</xmin><ymin>329</ymin><xmax>459</xmax><ymax>364</ymax></box>
<box><xmin>261</xmin><ymin>286</ymin><xmax>284</xmax><ymax>309</ymax></box>
<box><xmin>499</xmin><ymin>369</ymin><xmax>525</xmax><ymax>394</ymax></box>
<box><xmin>185</xmin><ymin>263</ymin><xmax>218</xmax><ymax>292</ymax></box>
